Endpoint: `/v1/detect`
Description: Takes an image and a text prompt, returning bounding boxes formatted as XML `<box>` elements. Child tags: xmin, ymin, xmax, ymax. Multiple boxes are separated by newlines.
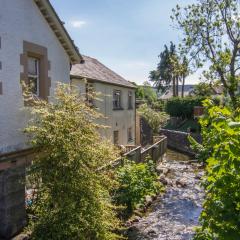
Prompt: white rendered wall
<box><xmin>0</xmin><ymin>0</ymin><xmax>71</xmax><ymax>154</ymax></box>
<box><xmin>72</xmin><ymin>79</ymin><xmax>136</xmax><ymax>146</ymax></box>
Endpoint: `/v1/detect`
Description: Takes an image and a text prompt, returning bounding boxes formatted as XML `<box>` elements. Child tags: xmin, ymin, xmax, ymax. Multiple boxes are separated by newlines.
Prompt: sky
<box><xmin>50</xmin><ymin>0</ymin><xmax>200</xmax><ymax>85</ymax></box>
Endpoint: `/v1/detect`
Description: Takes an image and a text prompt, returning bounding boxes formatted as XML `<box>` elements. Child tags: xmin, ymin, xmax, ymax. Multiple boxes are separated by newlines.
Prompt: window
<box><xmin>128</xmin><ymin>127</ymin><xmax>133</xmax><ymax>142</ymax></box>
<box><xmin>113</xmin><ymin>90</ymin><xmax>122</xmax><ymax>109</ymax></box>
<box><xmin>20</xmin><ymin>41</ymin><xmax>51</xmax><ymax>102</ymax></box>
<box><xmin>113</xmin><ymin>131</ymin><xmax>119</xmax><ymax>145</ymax></box>
<box><xmin>28</xmin><ymin>57</ymin><xmax>40</xmax><ymax>96</ymax></box>
<box><xmin>86</xmin><ymin>82</ymin><xmax>94</xmax><ymax>106</ymax></box>
<box><xmin>128</xmin><ymin>91</ymin><xmax>133</xmax><ymax>109</ymax></box>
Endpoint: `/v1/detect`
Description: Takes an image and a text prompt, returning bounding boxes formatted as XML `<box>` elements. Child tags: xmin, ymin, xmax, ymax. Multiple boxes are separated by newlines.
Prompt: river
<box><xmin>126</xmin><ymin>149</ymin><xmax>204</xmax><ymax>240</ymax></box>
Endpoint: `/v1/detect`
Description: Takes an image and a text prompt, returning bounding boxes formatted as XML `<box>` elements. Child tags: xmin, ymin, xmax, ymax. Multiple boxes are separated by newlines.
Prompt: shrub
<box><xmin>165</xmin><ymin>96</ymin><xmax>205</xmax><ymax>119</ymax></box>
<box><xmin>193</xmin><ymin>100</ymin><xmax>240</xmax><ymax>239</ymax></box>
<box><xmin>114</xmin><ymin>159</ymin><xmax>162</xmax><ymax>213</ymax></box>
<box><xmin>25</xmin><ymin>84</ymin><xmax>121</xmax><ymax>240</ymax></box>
<box><xmin>138</xmin><ymin>104</ymin><xmax>169</xmax><ymax>133</ymax></box>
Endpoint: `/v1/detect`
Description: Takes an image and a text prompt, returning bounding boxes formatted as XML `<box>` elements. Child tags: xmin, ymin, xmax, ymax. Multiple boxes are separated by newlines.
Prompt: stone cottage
<box><xmin>71</xmin><ymin>55</ymin><xmax>136</xmax><ymax>146</ymax></box>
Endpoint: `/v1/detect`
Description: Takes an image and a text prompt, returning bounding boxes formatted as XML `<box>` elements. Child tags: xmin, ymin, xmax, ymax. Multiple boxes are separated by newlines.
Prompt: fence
<box><xmin>103</xmin><ymin>136</ymin><xmax>168</xmax><ymax>170</ymax></box>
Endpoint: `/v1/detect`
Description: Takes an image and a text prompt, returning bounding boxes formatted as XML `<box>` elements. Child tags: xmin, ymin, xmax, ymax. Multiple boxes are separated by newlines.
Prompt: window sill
<box><xmin>128</xmin><ymin>107</ymin><xmax>134</xmax><ymax>110</ymax></box>
<box><xmin>113</xmin><ymin>108</ymin><xmax>124</xmax><ymax>111</ymax></box>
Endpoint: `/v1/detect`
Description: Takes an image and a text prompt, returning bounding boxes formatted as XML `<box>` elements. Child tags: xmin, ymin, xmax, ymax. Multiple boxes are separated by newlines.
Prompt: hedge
<box><xmin>165</xmin><ymin>97</ymin><xmax>205</xmax><ymax>119</ymax></box>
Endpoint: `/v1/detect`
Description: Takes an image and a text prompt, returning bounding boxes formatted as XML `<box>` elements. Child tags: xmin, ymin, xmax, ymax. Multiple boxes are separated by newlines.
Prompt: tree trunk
<box><xmin>229</xmin><ymin>89</ymin><xmax>238</xmax><ymax>109</ymax></box>
<box><xmin>182</xmin><ymin>75</ymin><xmax>185</xmax><ymax>98</ymax></box>
<box><xmin>176</xmin><ymin>76</ymin><xmax>179</xmax><ymax>97</ymax></box>
<box><xmin>172</xmin><ymin>77</ymin><xmax>176</xmax><ymax>97</ymax></box>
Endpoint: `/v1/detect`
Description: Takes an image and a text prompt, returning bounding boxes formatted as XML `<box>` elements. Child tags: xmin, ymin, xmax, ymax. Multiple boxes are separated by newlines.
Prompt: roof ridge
<box><xmin>71</xmin><ymin>55</ymin><xmax>136</xmax><ymax>88</ymax></box>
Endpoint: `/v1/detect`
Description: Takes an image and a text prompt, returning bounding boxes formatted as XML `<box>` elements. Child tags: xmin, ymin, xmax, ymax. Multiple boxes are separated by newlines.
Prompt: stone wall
<box><xmin>0</xmin><ymin>166</ymin><xmax>26</xmax><ymax>239</ymax></box>
<box><xmin>0</xmin><ymin>149</ymin><xmax>34</xmax><ymax>239</ymax></box>
<box><xmin>160</xmin><ymin>129</ymin><xmax>202</xmax><ymax>156</ymax></box>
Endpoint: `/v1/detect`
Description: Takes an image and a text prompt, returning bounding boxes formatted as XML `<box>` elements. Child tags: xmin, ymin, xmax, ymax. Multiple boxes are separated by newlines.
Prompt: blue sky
<box><xmin>50</xmin><ymin>0</ymin><xmax>200</xmax><ymax>85</ymax></box>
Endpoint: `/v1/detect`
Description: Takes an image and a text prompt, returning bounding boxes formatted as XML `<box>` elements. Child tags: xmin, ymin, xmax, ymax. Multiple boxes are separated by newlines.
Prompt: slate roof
<box><xmin>159</xmin><ymin>85</ymin><xmax>196</xmax><ymax>100</ymax></box>
<box><xmin>71</xmin><ymin>55</ymin><xmax>136</xmax><ymax>89</ymax></box>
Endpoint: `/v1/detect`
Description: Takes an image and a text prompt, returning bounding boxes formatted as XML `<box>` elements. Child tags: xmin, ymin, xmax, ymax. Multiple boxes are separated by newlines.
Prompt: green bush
<box><xmin>165</xmin><ymin>97</ymin><xmax>205</xmax><ymax>119</ymax></box>
<box><xmin>193</xmin><ymin>100</ymin><xmax>240</xmax><ymax>239</ymax></box>
<box><xmin>25</xmin><ymin>84</ymin><xmax>121</xmax><ymax>240</ymax></box>
<box><xmin>138</xmin><ymin>104</ymin><xmax>169</xmax><ymax>133</ymax></box>
<box><xmin>114</xmin><ymin>159</ymin><xmax>162</xmax><ymax>213</ymax></box>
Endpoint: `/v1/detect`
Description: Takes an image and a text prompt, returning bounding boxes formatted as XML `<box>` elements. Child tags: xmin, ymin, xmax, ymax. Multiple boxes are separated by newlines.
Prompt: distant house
<box><xmin>0</xmin><ymin>0</ymin><xmax>82</xmax><ymax>238</ymax></box>
<box><xmin>159</xmin><ymin>85</ymin><xmax>196</xmax><ymax>100</ymax></box>
<box><xmin>71</xmin><ymin>55</ymin><xmax>136</xmax><ymax>146</ymax></box>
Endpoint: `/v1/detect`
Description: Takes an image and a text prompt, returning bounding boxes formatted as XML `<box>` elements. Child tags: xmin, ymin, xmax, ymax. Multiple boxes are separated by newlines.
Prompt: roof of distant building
<box><xmin>71</xmin><ymin>55</ymin><xmax>136</xmax><ymax>89</ymax></box>
<box><xmin>159</xmin><ymin>85</ymin><xmax>196</xmax><ymax>100</ymax></box>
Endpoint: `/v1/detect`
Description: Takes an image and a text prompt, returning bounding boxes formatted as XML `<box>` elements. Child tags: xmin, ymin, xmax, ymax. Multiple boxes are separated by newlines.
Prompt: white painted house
<box><xmin>71</xmin><ymin>55</ymin><xmax>136</xmax><ymax>146</ymax></box>
<box><xmin>0</xmin><ymin>0</ymin><xmax>82</xmax><ymax>155</ymax></box>
<box><xmin>0</xmin><ymin>1</ymin><xmax>82</xmax><ymax>238</ymax></box>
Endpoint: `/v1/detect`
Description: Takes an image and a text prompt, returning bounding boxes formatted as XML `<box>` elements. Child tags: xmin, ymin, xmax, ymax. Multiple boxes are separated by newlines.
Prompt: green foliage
<box><xmin>172</xmin><ymin>0</ymin><xmax>240</xmax><ymax>108</ymax></box>
<box><xmin>165</xmin><ymin>119</ymin><xmax>200</xmax><ymax>133</ymax></box>
<box><xmin>25</xmin><ymin>84</ymin><xmax>121</xmax><ymax>240</ymax></box>
<box><xmin>188</xmin><ymin>135</ymin><xmax>208</xmax><ymax>161</ymax></box>
<box><xmin>136</xmin><ymin>81</ymin><xmax>157</xmax><ymax>104</ymax></box>
<box><xmin>151</xmin><ymin>100</ymin><xmax>165</xmax><ymax>111</ymax></box>
<box><xmin>193</xmin><ymin>100</ymin><xmax>240</xmax><ymax>239</ymax></box>
<box><xmin>193</xmin><ymin>82</ymin><xmax>217</xmax><ymax>97</ymax></box>
<box><xmin>165</xmin><ymin>97</ymin><xmax>205</xmax><ymax>119</ymax></box>
<box><xmin>138</xmin><ymin>104</ymin><xmax>169</xmax><ymax>133</ymax></box>
<box><xmin>114</xmin><ymin>159</ymin><xmax>162</xmax><ymax>212</ymax></box>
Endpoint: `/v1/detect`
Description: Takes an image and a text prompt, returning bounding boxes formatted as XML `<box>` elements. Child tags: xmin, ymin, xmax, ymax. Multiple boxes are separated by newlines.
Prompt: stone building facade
<box><xmin>71</xmin><ymin>55</ymin><xmax>136</xmax><ymax>146</ymax></box>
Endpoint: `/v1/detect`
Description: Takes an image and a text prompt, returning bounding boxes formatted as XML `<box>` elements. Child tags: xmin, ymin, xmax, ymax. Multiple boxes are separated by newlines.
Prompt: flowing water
<box><xmin>127</xmin><ymin>149</ymin><xmax>204</xmax><ymax>240</ymax></box>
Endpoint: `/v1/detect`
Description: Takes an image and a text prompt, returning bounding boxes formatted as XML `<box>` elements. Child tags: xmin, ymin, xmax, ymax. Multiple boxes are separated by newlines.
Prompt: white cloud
<box><xmin>69</xmin><ymin>20</ymin><xmax>87</xmax><ymax>28</ymax></box>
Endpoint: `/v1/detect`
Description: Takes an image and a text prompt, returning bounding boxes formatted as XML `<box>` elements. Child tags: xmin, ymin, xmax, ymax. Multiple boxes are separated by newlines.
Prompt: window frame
<box><xmin>86</xmin><ymin>82</ymin><xmax>95</xmax><ymax>106</ymax></box>
<box><xmin>20</xmin><ymin>41</ymin><xmax>51</xmax><ymax>103</ymax></box>
<box><xmin>27</xmin><ymin>56</ymin><xmax>40</xmax><ymax>96</ymax></box>
<box><xmin>128</xmin><ymin>91</ymin><xmax>133</xmax><ymax>109</ymax></box>
<box><xmin>113</xmin><ymin>90</ymin><xmax>123</xmax><ymax>110</ymax></box>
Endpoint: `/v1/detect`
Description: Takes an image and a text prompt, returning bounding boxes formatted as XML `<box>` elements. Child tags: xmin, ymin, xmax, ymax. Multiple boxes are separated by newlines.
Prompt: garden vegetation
<box><xmin>25</xmin><ymin>84</ymin><xmax>121</xmax><ymax>240</ymax></box>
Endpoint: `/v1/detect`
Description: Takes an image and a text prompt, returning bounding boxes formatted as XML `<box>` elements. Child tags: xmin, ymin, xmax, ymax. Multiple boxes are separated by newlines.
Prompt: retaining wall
<box><xmin>160</xmin><ymin>129</ymin><xmax>201</xmax><ymax>156</ymax></box>
<box><xmin>0</xmin><ymin>149</ymin><xmax>34</xmax><ymax>239</ymax></box>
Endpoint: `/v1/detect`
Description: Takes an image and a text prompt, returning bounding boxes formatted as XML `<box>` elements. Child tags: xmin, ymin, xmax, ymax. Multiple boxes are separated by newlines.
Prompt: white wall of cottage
<box><xmin>71</xmin><ymin>78</ymin><xmax>136</xmax><ymax>146</ymax></box>
<box><xmin>0</xmin><ymin>0</ymin><xmax>71</xmax><ymax>154</ymax></box>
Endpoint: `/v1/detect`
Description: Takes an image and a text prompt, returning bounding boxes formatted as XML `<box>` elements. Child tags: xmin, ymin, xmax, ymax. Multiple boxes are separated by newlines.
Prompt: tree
<box><xmin>191</xmin><ymin>100</ymin><xmax>240</xmax><ymax>239</ymax></box>
<box><xmin>150</xmin><ymin>42</ymin><xmax>189</xmax><ymax>97</ymax></box>
<box><xmin>181</xmin><ymin>56</ymin><xmax>189</xmax><ymax>98</ymax></box>
<box><xmin>172</xmin><ymin>0</ymin><xmax>240</xmax><ymax>108</ymax></box>
<box><xmin>25</xmin><ymin>84</ymin><xmax>121</xmax><ymax>240</ymax></box>
<box><xmin>136</xmin><ymin>81</ymin><xmax>157</xmax><ymax>104</ymax></box>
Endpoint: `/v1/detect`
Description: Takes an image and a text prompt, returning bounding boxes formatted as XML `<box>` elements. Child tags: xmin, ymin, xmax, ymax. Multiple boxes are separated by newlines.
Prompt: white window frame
<box><xmin>28</xmin><ymin>57</ymin><xmax>40</xmax><ymax>96</ymax></box>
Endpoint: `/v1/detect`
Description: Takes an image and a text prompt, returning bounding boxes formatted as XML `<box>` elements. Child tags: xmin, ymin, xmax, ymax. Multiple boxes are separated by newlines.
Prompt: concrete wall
<box><xmin>160</xmin><ymin>129</ymin><xmax>202</xmax><ymax>156</ymax></box>
<box><xmin>0</xmin><ymin>0</ymin><xmax>71</xmax><ymax>154</ymax></box>
<box><xmin>72</xmin><ymin>79</ymin><xmax>136</xmax><ymax>146</ymax></box>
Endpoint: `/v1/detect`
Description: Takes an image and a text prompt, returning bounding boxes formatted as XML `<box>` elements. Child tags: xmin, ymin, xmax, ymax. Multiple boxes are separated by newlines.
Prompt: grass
<box><xmin>163</xmin><ymin>119</ymin><xmax>200</xmax><ymax>133</ymax></box>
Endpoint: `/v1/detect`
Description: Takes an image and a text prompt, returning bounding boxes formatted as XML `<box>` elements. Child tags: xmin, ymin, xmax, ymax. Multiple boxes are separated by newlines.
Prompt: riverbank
<box><xmin>126</xmin><ymin>150</ymin><xmax>204</xmax><ymax>240</ymax></box>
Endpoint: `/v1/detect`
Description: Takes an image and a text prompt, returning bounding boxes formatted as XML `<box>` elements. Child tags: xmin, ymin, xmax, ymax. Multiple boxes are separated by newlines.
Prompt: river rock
<box><xmin>176</xmin><ymin>178</ymin><xmax>188</xmax><ymax>187</ymax></box>
<box><xmin>159</xmin><ymin>175</ymin><xmax>168</xmax><ymax>185</ymax></box>
<box><xmin>127</xmin><ymin>153</ymin><xmax>204</xmax><ymax>240</ymax></box>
